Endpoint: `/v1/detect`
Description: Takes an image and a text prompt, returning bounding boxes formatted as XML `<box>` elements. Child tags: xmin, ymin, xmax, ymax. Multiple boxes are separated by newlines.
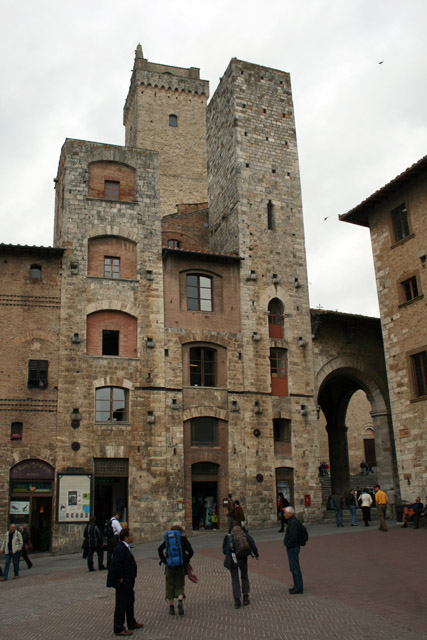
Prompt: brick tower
<box><xmin>123</xmin><ymin>45</ymin><xmax>209</xmax><ymax>217</ymax></box>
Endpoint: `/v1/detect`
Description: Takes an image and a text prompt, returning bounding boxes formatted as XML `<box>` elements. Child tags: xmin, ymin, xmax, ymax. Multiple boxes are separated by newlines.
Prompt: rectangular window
<box><xmin>187</xmin><ymin>274</ymin><xmax>212</xmax><ymax>311</ymax></box>
<box><xmin>102</xmin><ymin>330</ymin><xmax>119</xmax><ymax>356</ymax></box>
<box><xmin>28</xmin><ymin>360</ymin><xmax>48</xmax><ymax>389</ymax></box>
<box><xmin>270</xmin><ymin>348</ymin><xmax>288</xmax><ymax>396</ymax></box>
<box><xmin>273</xmin><ymin>418</ymin><xmax>291</xmax><ymax>442</ymax></box>
<box><xmin>104</xmin><ymin>257</ymin><xmax>120</xmax><ymax>279</ymax></box>
<box><xmin>401</xmin><ymin>276</ymin><xmax>419</xmax><ymax>302</ymax></box>
<box><xmin>105</xmin><ymin>181</ymin><xmax>119</xmax><ymax>201</ymax></box>
<box><xmin>190</xmin><ymin>347</ymin><xmax>216</xmax><ymax>387</ymax></box>
<box><xmin>411</xmin><ymin>351</ymin><xmax>427</xmax><ymax>397</ymax></box>
<box><xmin>191</xmin><ymin>417</ymin><xmax>218</xmax><ymax>445</ymax></box>
<box><xmin>392</xmin><ymin>204</ymin><xmax>410</xmax><ymax>243</ymax></box>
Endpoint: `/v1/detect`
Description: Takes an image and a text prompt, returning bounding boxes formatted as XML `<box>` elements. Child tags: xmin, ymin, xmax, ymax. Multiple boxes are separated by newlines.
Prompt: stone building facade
<box><xmin>0</xmin><ymin>48</ymin><xmax>391</xmax><ymax>552</ymax></box>
<box><xmin>340</xmin><ymin>155</ymin><xmax>427</xmax><ymax>500</ymax></box>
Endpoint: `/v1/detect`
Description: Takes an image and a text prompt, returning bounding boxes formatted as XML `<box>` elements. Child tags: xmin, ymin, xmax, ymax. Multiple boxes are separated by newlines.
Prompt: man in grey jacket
<box><xmin>0</xmin><ymin>523</ymin><xmax>23</xmax><ymax>581</ymax></box>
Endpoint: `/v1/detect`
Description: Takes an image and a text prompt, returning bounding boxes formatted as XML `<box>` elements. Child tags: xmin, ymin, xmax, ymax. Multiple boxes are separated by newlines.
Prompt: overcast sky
<box><xmin>1</xmin><ymin>0</ymin><xmax>426</xmax><ymax>317</ymax></box>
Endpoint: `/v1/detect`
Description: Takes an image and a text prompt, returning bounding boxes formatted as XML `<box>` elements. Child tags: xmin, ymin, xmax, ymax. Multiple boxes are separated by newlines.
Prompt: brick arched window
<box><xmin>270</xmin><ymin>348</ymin><xmax>288</xmax><ymax>396</ymax></box>
<box><xmin>95</xmin><ymin>387</ymin><xmax>128</xmax><ymax>422</ymax></box>
<box><xmin>87</xmin><ymin>311</ymin><xmax>137</xmax><ymax>357</ymax></box>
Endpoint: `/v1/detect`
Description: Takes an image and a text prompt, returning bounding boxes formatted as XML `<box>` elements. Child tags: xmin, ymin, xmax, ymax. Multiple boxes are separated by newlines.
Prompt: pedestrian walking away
<box><xmin>331</xmin><ymin>492</ymin><xmax>344</xmax><ymax>527</ymax></box>
<box><xmin>106</xmin><ymin>528</ymin><xmax>143</xmax><ymax>636</ymax></box>
<box><xmin>283</xmin><ymin>507</ymin><xmax>304</xmax><ymax>594</ymax></box>
<box><xmin>223</xmin><ymin>524</ymin><xmax>259</xmax><ymax>609</ymax></box>
<box><xmin>83</xmin><ymin>516</ymin><xmax>105</xmax><ymax>571</ymax></box>
<box><xmin>19</xmin><ymin>524</ymin><xmax>33</xmax><ymax>569</ymax></box>
<box><xmin>277</xmin><ymin>492</ymin><xmax>289</xmax><ymax>532</ymax></box>
<box><xmin>374</xmin><ymin>484</ymin><xmax>388</xmax><ymax>531</ymax></box>
<box><xmin>158</xmin><ymin>524</ymin><xmax>194</xmax><ymax>617</ymax></box>
<box><xmin>0</xmin><ymin>523</ymin><xmax>23</xmax><ymax>581</ymax></box>
<box><xmin>345</xmin><ymin>490</ymin><xmax>358</xmax><ymax>526</ymax></box>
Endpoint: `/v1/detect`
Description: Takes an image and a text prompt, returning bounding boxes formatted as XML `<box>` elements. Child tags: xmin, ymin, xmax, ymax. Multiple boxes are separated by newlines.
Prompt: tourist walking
<box><xmin>223</xmin><ymin>524</ymin><xmax>258</xmax><ymax>608</ymax></box>
<box><xmin>374</xmin><ymin>484</ymin><xmax>388</xmax><ymax>531</ymax></box>
<box><xmin>83</xmin><ymin>517</ymin><xmax>105</xmax><ymax>571</ymax></box>
<box><xmin>0</xmin><ymin>524</ymin><xmax>23</xmax><ymax>581</ymax></box>
<box><xmin>106</xmin><ymin>528</ymin><xmax>143</xmax><ymax>636</ymax></box>
<box><xmin>19</xmin><ymin>524</ymin><xmax>33</xmax><ymax>569</ymax></box>
<box><xmin>158</xmin><ymin>525</ymin><xmax>194</xmax><ymax>617</ymax></box>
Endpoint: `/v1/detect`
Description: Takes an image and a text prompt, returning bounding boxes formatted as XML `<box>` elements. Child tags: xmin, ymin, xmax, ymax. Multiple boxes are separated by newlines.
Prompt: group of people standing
<box><xmin>329</xmin><ymin>485</ymin><xmax>389</xmax><ymax>530</ymax></box>
<box><xmin>106</xmin><ymin>496</ymin><xmax>306</xmax><ymax>636</ymax></box>
<box><xmin>0</xmin><ymin>523</ymin><xmax>32</xmax><ymax>581</ymax></box>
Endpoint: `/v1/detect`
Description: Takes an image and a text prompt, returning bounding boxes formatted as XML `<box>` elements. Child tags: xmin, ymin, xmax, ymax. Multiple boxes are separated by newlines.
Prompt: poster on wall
<box><xmin>56</xmin><ymin>474</ymin><xmax>92</xmax><ymax>523</ymax></box>
<box><xmin>9</xmin><ymin>500</ymin><xmax>30</xmax><ymax>515</ymax></box>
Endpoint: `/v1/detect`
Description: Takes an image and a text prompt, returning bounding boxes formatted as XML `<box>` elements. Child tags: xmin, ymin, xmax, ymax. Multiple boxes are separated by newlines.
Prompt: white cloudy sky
<box><xmin>1</xmin><ymin>0</ymin><xmax>426</xmax><ymax>317</ymax></box>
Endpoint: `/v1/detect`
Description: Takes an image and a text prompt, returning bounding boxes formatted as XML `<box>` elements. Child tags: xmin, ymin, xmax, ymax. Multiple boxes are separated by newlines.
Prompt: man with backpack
<box><xmin>222</xmin><ymin>524</ymin><xmax>259</xmax><ymax>609</ymax></box>
<box><xmin>283</xmin><ymin>506</ymin><xmax>306</xmax><ymax>594</ymax></box>
<box><xmin>158</xmin><ymin>525</ymin><xmax>194</xmax><ymax>617</ymax></box>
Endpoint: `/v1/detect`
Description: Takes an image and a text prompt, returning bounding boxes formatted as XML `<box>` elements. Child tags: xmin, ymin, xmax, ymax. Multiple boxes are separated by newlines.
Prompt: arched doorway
<box><xmin>317</xmin><ymin>358</ymin><xmax>396</xmax><ymax>496</ymax></box>
<box><xmin>9</xmin><ymin>459</ymin><xmax>54</xmax><ymax>551</ymax></box>
<box><xmin>191</xmin><ymin>462</ymin><xmax>219</xmax><ymax>530</ymax></box>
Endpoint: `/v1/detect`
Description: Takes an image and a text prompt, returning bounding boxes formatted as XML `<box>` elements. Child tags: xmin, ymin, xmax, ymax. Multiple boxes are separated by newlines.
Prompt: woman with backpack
<box><xmin>158</xmin><ymin>524</ymin><xmax>194</xmax><ymax>617</ymax></box>
<box><xmin>222</xmin><ymin>524</ymin><xmax>259</xmax><ymax>609</ymax></box>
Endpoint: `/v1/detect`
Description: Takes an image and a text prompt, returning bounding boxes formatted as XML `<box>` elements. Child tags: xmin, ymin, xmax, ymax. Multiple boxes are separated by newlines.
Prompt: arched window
<box><xmin>30</xmin><ymin>264</ymin><xmax>42</xmax><ymax>283</ymax></box>
<box><xmin>169</xmin><ymin>114</ymin><xmax>178</xmax><ymax>127</ymax></box>
<box><xmin>268</xmin><ymin>299</ymin><xmax>284</xmax><ymax>338</ymax></box>
<box><xmin>95</xmin><ymin>387</ymin><xmax>128</xmax><ymax>422</ymax></box>
<box><xmin>168</xmin><ymin>239</ymin><xmax>181</xmax><ymax>248</ymax></box>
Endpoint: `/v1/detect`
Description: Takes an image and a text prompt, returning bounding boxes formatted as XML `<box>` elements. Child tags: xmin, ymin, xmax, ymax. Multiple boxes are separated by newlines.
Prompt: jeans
<box><xmin>230</xmin><ymin>557</ymin><xmax>249</xmax><ymax>600</ymax></box>
<box><xmin>286</xmin><ymin>545</ymin><xmax>303</xmax><ymax>591</ymax></box>
<box><xmin>335</xmin><ymin>508</ymin><xmax>343</xmax><ymax>526</ymax></box>
<box><xmin>349</xmin><ymin>505</ymin><xmax>357</xmax><ymax>525</ymax></box>
<box><xmin>3</xmin><ymin>552</ymin><xmax>20</xmax><ymax>579</ymax></box>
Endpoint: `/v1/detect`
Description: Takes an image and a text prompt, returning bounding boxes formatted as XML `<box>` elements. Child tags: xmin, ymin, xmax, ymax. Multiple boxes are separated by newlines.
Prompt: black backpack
<box><xmin>104</xmin><ymin>519</ymin><xmax>114</xmax><ymax>539</ymax></box>
<box><xmin>297</xmin><ymin>521</ymin><xmax>309</xmax><ymax>546</ymax></box>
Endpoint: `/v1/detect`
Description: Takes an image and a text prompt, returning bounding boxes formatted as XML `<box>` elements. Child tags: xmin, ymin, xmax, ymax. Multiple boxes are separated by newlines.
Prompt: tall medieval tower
<box><xmin>123</xmin><ymin>45</ymin><xmax>209</xmax><ymax>217</ymax></box>
<box><xmin>207</xmin><ymin>59</ymin><xmax>319</xmax><ymax>511</ymax></box>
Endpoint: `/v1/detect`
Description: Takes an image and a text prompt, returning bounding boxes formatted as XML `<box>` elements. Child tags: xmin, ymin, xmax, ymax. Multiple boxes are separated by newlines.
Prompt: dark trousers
<box><xmin>107</xmin><ymin>536</ymin><xmax>119</xmax><ymax>569</ymax></box>
<box><xmin>20</xmin><ymin>547</ymin><xmax>32</xmax><ymax>568</ymax></box>
<box><xmin>286</xmin><ymin>545</ymin><xmax>303</xmax><ymax>591</ymax></box>
<box><xmin>114</xmin><ymin>579</ymin><xmax>136</xmax><ymax>633</ymax></box>
<box><xmin>87</xmin><ymin>546</ymin><xmax>104</xmax><ymax>571</ymax></box>
<box><xmin>229</xmin><ymin>557</ymin><xmax>249</xmax><ymax>600</ymax></box>
<box><xmin>279</xmin><ymin>512</ymin><xmax>285</xmax><ymax>531</ymax></box>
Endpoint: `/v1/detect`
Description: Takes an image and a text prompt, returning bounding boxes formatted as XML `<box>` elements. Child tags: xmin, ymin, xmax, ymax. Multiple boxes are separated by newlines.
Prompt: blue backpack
<box><xmin>164</xmin><ymin>530</ymin><xmax>184</xmax><ymax>567</ymax></box>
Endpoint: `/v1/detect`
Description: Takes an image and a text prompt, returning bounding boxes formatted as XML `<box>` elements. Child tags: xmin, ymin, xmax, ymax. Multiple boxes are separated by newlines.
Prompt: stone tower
<box><xmin>123</xmin><ymin>45</ymin><xmax>209</xmax><ymax>217</ymax></box>
<box><xmin>207</xmin><ymin>59</ymin><xmax>319</xmax><ymax>514</ymax></box>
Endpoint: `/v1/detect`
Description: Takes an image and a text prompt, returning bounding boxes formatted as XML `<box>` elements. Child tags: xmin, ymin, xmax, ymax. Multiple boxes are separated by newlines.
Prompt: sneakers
<box><xmin>243</xmin><ymin>594</ymin><xmax>250</xmax><ymax>606</ymax></box>
<box><xmin>234</xmin><ymin>598</ymin><xmax>241</xmax><ymax>609</ymax></box>
<box><xmin>178</xmin><ymin>601</ymin><xmax>184</xmax><ymax>616</ymax></box>
<box><xmin>169</xmin><ymin>605</ymin><xmax>175</xmax><ymax>616</ymax></box>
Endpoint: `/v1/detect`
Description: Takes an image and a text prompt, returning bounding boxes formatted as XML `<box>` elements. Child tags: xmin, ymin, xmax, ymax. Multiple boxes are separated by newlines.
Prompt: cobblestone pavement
<box><xmin>1</xmin><ymin>522</ymin><xmax>426</xmax><ymax>639</ymax></box>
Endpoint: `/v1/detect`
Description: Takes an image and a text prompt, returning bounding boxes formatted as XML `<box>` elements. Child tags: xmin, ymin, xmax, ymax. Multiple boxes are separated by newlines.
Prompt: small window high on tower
<box><xmin>169</xmin><ymin>114</ymin><xmax>178</xmax><ymax>127</ymax></box>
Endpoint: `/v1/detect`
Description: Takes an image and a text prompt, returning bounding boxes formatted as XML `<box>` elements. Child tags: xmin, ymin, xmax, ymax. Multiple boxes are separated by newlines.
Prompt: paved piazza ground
<box><xmin>0</xmin><ymin>521</ymin><xmax>426</xmax><ymax>639</ymax></box>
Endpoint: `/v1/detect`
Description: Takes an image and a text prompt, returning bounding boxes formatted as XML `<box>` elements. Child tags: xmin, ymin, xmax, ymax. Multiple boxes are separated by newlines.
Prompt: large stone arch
<box><xmin>312</xmin><ymin>310</ymin><xmax>399</xmax><ymax>497</ymax></box>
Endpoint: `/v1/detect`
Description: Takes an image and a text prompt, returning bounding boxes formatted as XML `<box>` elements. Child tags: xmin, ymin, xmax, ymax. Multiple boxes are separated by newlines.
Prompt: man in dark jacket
<box><xmin>283</xmin><ymin>507</ymin><xmax>303</xmax><ymax>594</ymax></box>
<box><xmin>83</xmin><ymin>517</ymin><xmax>105</xmax><ymax>572</ymax></box>
<box><xmin>107</xmin><ymin>528</ymin><xmax>143</xmax><ymax>636</ymax></box>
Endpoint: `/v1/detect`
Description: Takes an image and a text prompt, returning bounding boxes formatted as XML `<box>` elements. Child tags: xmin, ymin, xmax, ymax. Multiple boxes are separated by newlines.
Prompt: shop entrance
<box><xmin>30</xmin><ymin>496</ymin><xmax>52</xmax><ymax>551</ymax></box>
<box><xmin>9</xmin><ymin>459</ymin><xmax>54</xmax><ymax>552</ymax></box>
<box><xmin>94</xmin><ymin>459</ymin><xmax>128</xmax><ymax>527</ymax></box>
<box><xmin>191</xmin><ymin>462</ymin><xmax>219</xmax><ymax>530</ymax></box>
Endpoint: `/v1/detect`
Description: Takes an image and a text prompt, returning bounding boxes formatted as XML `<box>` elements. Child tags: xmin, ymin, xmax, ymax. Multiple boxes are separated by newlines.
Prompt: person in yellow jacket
<box><xmin>374</xmin><ymin>484</ymin><xmax>388</xmax><ymax>532</ymax></box>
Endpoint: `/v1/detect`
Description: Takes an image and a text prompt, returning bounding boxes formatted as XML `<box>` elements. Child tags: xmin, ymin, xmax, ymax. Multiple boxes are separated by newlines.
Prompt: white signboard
<box><xmin>57</xmin><ymin>474</ymin><xmax>91</xmax><ymax>523</ymax></box>
<box><xmin>9</xmin><ymin>501</ymin><xmax>30</xmax><ymax>515</ymax></box>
